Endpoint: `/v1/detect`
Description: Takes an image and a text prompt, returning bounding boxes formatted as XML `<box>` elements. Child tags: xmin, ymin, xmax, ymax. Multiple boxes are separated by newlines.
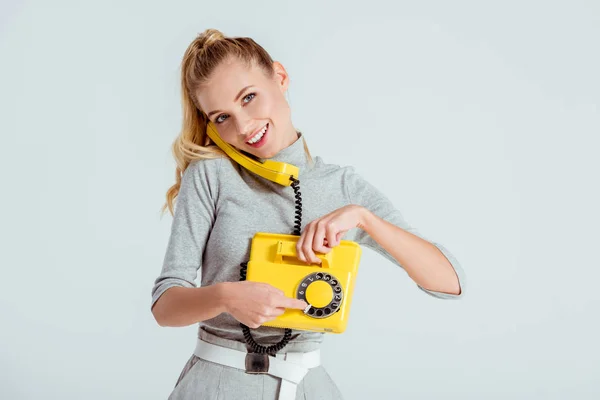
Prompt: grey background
<box><xmin>1</xmin><ymin>0</ymin><xmax>598</xmax><ymax>399</ymax></box>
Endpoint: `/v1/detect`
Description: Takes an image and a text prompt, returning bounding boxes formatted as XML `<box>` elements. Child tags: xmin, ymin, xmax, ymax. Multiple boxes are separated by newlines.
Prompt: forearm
<box><xmin>151</xmin><ymin>283</ymin><xmax>228</xmax><ymax>327</ymax></box>
<box><xmin>359</xmin><ymin>208</ymin><xmax>461</xmax><ymax>295</ymax></box>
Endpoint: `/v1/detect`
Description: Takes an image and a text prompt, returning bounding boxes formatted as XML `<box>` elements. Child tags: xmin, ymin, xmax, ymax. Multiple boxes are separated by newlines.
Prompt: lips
<box><xmin>246</xmin><ymin>123</ymin><xmax>269</xmax><ymax>148</ymax></box>
<box><xmin>246</xmin><ymin>123</ymin><xmax>268</xmax><ymax>143</ymax></box>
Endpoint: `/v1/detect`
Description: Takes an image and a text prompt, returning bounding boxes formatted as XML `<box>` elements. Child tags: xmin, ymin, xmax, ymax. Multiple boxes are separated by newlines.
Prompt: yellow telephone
<box><xmin>246</xmin><ymin>232</ymin><xmax>361</xmax><ymax>334</ymax></box>
<box><xmin>205</xmin><ymin>121</ymin><xmax>362</xmax><ymax>353</ymax></box>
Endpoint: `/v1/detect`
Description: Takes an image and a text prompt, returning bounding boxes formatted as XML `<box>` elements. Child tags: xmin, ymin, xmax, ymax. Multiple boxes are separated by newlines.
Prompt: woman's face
<box><xmin>195</xmin><ymin>57</ymin><xmax>297</xmax><ymax>159</ymax></box>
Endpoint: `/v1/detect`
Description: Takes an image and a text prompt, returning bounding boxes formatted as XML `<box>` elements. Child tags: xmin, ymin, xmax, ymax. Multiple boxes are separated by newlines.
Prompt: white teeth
<box><xmin>247</xmin><ymin>125</ymin><xmax>267</xmax><ymax>144</ymax></box>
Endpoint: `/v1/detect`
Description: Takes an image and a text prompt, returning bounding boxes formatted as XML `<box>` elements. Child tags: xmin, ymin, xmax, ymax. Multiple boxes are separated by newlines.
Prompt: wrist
<box><xmin>213</xmin><ymin>282</ymin><xmax>232</xmax><ymax>314</ymax></box>
<box><xmin>357</xmin><ymin>206</ymin><xmax>373</xmax><ymax>233</ymax></box>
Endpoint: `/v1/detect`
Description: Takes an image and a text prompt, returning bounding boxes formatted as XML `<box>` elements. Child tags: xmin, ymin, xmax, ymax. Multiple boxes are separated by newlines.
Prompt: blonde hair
<box><xmin>161</xmin><ymin>28</ymin><xmax>313</xmax><ymax>217</ymax></box>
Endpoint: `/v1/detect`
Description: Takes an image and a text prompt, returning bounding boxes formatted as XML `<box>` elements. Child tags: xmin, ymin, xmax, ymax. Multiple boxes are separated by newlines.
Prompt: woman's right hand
<box><xmin>219</xmin><ymin>281</ymin><xmax>308</xmax><ymax>329</ymax></box>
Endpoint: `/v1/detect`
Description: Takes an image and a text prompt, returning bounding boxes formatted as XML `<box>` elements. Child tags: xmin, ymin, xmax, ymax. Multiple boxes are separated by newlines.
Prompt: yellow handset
<box><xmin>205</xmin><ymin>122</ymin><xmax>298</xmax><ymax>186</ymax></box>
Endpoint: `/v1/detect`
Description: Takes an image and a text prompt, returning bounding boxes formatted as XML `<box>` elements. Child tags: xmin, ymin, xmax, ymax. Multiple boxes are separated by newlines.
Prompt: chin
<box><xmin>260</xmin><ymin>149</ymin><xmax>278</xmax><ymax>158</ymax></box>
<box><xmin>256</xmin><ymin>136</ymin><xmax>281</xmax><ymax>158</ymax></box>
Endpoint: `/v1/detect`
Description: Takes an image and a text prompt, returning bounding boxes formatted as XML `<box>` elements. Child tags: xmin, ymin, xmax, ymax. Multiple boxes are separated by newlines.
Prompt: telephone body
<box><xmin>205</xmin><ymin>122</ymin><xmax>362</xmax><ymax>334</ymax></box>
<box><xmin>247</xmin><ymin>232</ymin><xmax>361</xmax><ymax>333</ymax></box>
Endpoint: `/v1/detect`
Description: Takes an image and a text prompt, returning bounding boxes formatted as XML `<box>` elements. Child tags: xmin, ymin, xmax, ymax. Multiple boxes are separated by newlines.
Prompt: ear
<box><xmin>272</xmin><ymin>61</ymin><xmax>290</xmax><ymax>94</ymax></box>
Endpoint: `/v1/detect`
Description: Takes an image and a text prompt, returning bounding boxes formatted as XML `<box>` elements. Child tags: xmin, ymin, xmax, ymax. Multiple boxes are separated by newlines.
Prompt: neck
<box><xmin>258</xmin><ymin>129</ymin><xmax>314</xmax><ymax>176</ymax></box>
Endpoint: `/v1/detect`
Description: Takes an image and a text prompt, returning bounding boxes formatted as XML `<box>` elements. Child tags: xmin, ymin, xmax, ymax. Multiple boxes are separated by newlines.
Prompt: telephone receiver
<box><xmin>205</xmin><ymin>122</ymin><xmax>299</xmax><ymax>186</ymax></box>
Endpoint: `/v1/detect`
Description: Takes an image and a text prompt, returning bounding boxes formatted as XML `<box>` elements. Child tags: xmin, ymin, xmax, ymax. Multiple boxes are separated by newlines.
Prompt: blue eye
<box><xmin>215</xmin><ymin>92</ymin><xmax>256</xmax><ymax>124</ymax></box>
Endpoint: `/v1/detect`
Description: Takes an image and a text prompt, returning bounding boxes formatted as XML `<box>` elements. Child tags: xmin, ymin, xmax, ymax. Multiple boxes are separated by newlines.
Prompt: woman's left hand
<box><xmin>296</xmin><ymin>204</ymin><xmax>367</xmax><ymax>264</ymax></box>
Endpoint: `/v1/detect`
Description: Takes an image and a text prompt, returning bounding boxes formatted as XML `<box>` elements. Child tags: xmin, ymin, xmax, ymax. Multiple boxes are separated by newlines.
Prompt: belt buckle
<box><xmin>245</xmin><ymin>352</ymin><xmax>270</xmax><ymax>374</ymax></box>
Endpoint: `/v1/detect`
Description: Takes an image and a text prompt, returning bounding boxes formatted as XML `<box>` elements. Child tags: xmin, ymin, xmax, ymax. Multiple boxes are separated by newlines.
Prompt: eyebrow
<box><xmin>206</xmin><ymin>85</ymin><xmax>254</xmax><ymax>118</ymax></box>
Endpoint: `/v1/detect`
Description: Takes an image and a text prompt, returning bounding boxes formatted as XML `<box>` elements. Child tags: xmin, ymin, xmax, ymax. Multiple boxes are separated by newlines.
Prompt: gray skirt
<box><xmin>168</xmin><ymin>329</ymin><xmax>344</xmax><ymax>400</ymax></box>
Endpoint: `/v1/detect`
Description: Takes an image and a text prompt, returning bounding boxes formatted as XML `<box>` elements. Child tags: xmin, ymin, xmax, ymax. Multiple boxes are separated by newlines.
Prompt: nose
<box><xmin>235</xmin><ymin>113</ymin><xmax>255</xmax><ymax>138</ymax></box>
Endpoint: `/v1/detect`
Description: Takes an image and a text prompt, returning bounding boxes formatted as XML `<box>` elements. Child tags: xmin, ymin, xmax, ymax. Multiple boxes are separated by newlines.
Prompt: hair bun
<box><xmin>198</xmin><ymin>28</ymin><xmax>225</xmax><ymax>48</ymax></box>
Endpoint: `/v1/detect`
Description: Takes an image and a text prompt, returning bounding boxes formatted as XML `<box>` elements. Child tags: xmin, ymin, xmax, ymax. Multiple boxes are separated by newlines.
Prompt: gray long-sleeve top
<box><xmin>151</xmin><ymin>132</ymin><xmax>466</xmax><ymax>347</ymax></box>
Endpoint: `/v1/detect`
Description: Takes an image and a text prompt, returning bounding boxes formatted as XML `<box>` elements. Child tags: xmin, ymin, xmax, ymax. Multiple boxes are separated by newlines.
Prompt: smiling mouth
<box><xmin>246</xmin><ymin>123</ymin><xmax>269</xmax><ymax>147</ymax></box>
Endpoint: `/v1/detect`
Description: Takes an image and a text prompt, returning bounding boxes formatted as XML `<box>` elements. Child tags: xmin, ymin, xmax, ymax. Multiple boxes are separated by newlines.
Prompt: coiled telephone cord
<box><xmin>239</xmin><ymin>176</ymin><xmax>302</xmax><ymax>355</ymax></box>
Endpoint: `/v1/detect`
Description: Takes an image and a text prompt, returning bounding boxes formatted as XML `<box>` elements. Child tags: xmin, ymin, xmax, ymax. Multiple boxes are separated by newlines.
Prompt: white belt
<box><xmin>193</xmin><ymin>338</ymin><xmax>321</xmax><ymax>400</ymax></box>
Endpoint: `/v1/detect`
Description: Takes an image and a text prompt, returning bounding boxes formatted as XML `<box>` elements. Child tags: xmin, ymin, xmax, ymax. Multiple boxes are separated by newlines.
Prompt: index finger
<box><xmin>278</xmin><ymin>295</ymin><xmax>308</xmax><ymax>310</ymax></box>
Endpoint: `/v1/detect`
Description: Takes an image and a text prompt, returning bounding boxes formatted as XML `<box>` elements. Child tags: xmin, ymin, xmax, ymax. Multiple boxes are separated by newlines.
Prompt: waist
<box><xmin>194</xmin><ymin>336</ymin><xmax>321</xmax><ymax>372</ymax></box>
<box><xmin>198</xmin><ymin>325</ymin><xmax>323</xmax><ymax>353</ymax></box>
<box><xmin>193</xmin><ymin>334</ymin><xmax>321</xmax><ymax>400</ymax></box>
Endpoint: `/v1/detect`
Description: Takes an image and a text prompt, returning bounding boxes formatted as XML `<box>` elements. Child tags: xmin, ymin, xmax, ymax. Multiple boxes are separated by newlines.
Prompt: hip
<box><xmin>168</xmin><ymin>330</ymin><xmax>344</xmax><ymax>400</ymax></box>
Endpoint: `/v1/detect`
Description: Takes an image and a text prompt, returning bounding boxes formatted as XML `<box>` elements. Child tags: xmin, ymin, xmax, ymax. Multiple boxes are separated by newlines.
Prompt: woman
<box><xmin>151</xmin><ymin>28</ymin><xmax>466</xmax><ymax>400</ymax></box>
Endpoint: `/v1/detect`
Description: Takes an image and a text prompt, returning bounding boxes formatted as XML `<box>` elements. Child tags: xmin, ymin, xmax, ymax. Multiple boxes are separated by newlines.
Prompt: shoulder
<box><xmin>311</xmin><ymin>156</ymin><xmax>363</xmax><ymax>184</ymax></box>
<box><xmin>187</xmin><ymin>156</ymin><xmax>223</xmax><ymax>176</ymax></box>
<box><xmin>309</xmin><ymin>156</ymin><xmax>368</xmax><ymax>202</ymax></box>
<box><xmin>311</xmin><ymin>155</ymin><xmax>355</xmax><ymax>176</ymax></box>
<box><xmin>182</xmin><ymin>157</ymin><xmax>224</xmax><ymax>194</ymax></box>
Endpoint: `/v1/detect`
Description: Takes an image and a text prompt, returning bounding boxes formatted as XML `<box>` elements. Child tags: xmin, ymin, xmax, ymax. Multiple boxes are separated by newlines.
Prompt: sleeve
<box><xmin>342</xmin><ymin>166</ymin><xmax>466</xmax><ymax>299</ymax></box>
<box><xmin>150</xmin><ymin>158</ymin><xmax>221</xmax><ymax>310</ymax></box>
